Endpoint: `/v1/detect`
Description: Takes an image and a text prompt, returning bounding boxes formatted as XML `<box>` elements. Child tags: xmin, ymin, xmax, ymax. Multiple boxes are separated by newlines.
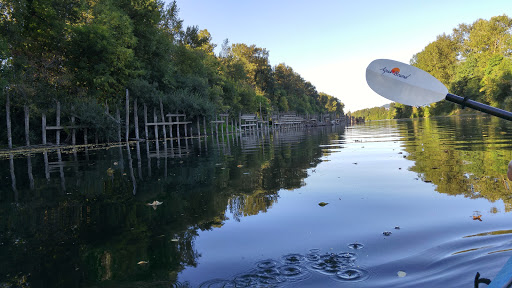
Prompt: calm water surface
<box><xmin>1</xmin><ymin>116</ymin><xmax>512</xmax><ymax>288</ymax></box>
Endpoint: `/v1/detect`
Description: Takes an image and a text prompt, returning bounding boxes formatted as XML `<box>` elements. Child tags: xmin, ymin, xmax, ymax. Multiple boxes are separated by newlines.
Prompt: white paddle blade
<box><xmin>366</xmin><ymin>59</ymin><xmax>448</xmax><ymax>106</ymax></box>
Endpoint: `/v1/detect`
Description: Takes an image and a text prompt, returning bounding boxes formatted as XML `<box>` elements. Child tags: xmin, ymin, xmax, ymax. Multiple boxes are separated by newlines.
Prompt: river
<box><xmin>1</xmin><ymin>115</ymin><xmax>512</xmax><ymax>287</ymax></box>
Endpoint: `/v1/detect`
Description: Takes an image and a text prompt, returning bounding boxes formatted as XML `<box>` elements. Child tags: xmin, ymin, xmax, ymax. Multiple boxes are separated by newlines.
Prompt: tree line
<box><xmin>351</xmin><ymin>14</ymin><xmax>512</xmax><ymax>121</ymax></box>
<box><xmin>0</xmin><ymin>0</ymin><xmax>344</xmax><ymax>146</ymax></box>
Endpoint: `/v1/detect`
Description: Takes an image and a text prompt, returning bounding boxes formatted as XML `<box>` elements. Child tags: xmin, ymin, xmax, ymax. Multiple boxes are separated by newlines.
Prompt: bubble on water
<box><xmin>198</xmin><ymin>279</ymin><xmax>236</xmax><ymax>288</ymax></box>
<box><xmin>334</xmin><ymin>268</ymin><xmax>370</xmax><ymax>282</ymax></box>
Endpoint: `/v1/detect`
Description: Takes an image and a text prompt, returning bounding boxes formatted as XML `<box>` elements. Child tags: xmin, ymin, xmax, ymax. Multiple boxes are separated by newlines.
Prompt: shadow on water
<box><xmin>0</xmin><ymin>126</ymin><xmax>342</xmax><ymax>287</ymax></box>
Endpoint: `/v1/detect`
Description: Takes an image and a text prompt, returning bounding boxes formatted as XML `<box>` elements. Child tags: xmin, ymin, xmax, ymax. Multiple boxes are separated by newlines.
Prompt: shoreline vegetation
<box><xmin>350</xmin><ymin>14</ymin><xmax>512</xmax><ymax>122</ymax></box>
<box><xmin>0</xmin><ymin>0</ymin><xmax>344</xmax><ymax>148</ymax></box>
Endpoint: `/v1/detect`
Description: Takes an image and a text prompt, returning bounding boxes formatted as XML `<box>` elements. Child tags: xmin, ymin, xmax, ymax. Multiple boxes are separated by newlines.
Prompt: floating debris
<box><xmin>147</xmin><ymin>201</ymin><xmax>163</xmax><ymax>210</ymax></box>
<box><xmin>383</xmin><ymin>231</ymin><xmax>392</xmax><ymax>236</ymax></box>
<box><xmin>137</xmin><ymin>261</ymin><xmax>148</xmax><ymax>265</ymax></box>
<box><xmin>318</xmin><ymin>202</ymin><xmax>329</xmax><ymax>207</ymax></box>
<box><xmin>394</xmin><ymin>226</ymin><xmax>401</xmax><ymax>230</ymax></box>
<box><xmin>397</xmin><ymin>271</ymin><xmax>407</xmax><ymax>277</ymax></box>
<box><xmin>237</xmin><ymin>164</ymin><xmax>243</xmax><ymax>168</ymax></box>
<box><xmin>106</xmin><ymin>168</ymin><xmax>114</xmax><ymax>176</ymax></box>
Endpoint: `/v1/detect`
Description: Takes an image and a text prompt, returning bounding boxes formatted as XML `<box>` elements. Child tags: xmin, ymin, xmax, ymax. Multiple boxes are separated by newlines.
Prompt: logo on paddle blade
<box><xmin>380</xmin><ymin>67</ymin><xmax>411</xmax><ymax>79</ymax></box>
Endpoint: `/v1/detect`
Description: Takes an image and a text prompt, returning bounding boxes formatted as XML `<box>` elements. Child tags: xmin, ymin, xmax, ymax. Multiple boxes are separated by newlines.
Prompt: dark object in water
<box><xmin>318</xmin><ymin>202</ymin><xmax>328</xmax><ymax>207</ymax></box>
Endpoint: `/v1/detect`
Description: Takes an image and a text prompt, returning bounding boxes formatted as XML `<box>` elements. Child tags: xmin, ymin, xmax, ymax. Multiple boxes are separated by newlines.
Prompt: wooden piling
<box><xmin>116</xmin><ymin>108</ymin><xmax>121</xmax><ymax>142</ymax></box>
<box><xmin>6</xmin><ymin>93</ymin><xmax>12</xmax><ymax>149</ymax></box>
<box><xmin>71</xmin><ymin>112</ymin><xmax>76</xmax><ymax>145</ymax></box>
<box><xmin>24</xmin><ymin>105</ymin><xmax>30</xmax><ymax>146</ymax></box>
<box><xmin>56</xmin><ymin>101</ymin><xmax>61</xmax><ymax>145</ymax></box>
<box><xmin>144</xmin><ymin>103</ymin><xmax>149</xmax><ymax>141</ymax></box>
<box><xmin>125</xmin><ymin>89</ymin><xmax>130</xmax><ymax>142</ymax></box>
<box><xmin>42</xmin><ymin>113</ymin><xmax>47</xmax><ymax>145</ymax></box>
<box><xmin>134</xmin><ymin>98</ymin><xmax>139</xmax><ymax>140</ymax></box>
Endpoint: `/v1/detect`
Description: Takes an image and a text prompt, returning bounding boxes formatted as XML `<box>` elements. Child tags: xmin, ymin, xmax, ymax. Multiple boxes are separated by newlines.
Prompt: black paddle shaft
<box><xmin>446</xmin><ymin>93</ymin><xmax>512</xmax><ymax>122</ymax></box>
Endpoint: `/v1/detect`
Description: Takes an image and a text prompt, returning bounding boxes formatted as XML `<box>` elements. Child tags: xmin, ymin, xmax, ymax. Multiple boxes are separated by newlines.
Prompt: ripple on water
<box><xmin>334</xmin><ymin>267</ymin><xmax>370</xmax><ymax>282</ymax></box>
<box><xmin>277</xmin><ymin>264</ymin><xmax>311</xmax><ymax>282</ymax></box>
<box><xmin>282</xmin><ymin>253</ymin><xmax>305</xmax><ymax>264</ymax></box>
<box><xmin>198</xmin><ymin>248</ymin><xmax>369</xmax><ymax>287</ymax></box>
<box><xmin>256</xmin><ymin>259</ymin><xmax>278</xmax><ymax>269</ymax></box>
<box><xmin>348</xmin><ymin>242</ymin><xmax>365</xmax><ymax>250</ymax></box>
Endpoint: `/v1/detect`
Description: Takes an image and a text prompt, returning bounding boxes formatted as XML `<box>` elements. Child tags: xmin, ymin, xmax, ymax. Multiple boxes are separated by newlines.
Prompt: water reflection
<box><xmin>0</xmin><ymin>126</ymin><xmax>341</xmax><ymax>287</ymax></box>
<box><xmin>398</xmin><ymin>116</ymin><xmax>512</xmax><ymax>210</ymax></box>
<box><xmin>2</xmin><ymin>116</ymin><xmax>512</xmax><ymax>287</ymax></box>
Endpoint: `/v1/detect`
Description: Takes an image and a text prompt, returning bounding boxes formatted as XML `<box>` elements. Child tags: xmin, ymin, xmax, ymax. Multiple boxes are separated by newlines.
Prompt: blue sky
<box><xmin>172</xmin><ymin>0</ymin><xmax>512</xmax><ymax>111</ymax></box>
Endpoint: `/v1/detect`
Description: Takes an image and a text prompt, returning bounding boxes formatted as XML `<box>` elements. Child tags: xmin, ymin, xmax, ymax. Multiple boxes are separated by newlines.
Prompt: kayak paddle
<box><xmin>365</xmin><ymin>59</ymin><xmax>512</xmax><ymax>121</ymax></box>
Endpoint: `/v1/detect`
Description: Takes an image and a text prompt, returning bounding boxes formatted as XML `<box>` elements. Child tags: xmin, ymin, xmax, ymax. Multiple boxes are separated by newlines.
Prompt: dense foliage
<box><xmin>352</xmin><ymin>14</ymin><xmax>512</xmax><ymax>121</ymax></box>
<box><xmin>0</xmin><ymin>0</ymin><xmax>344</xmax><ymax>145</ymax></box>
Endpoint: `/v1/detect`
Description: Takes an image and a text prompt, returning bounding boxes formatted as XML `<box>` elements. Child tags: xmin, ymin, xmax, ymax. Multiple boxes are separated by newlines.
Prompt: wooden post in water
<box><xmin>215</xmin><ymin>115</ymin><xmax>219</xmax><ymax>135</ymax></box>
<box><xmin>203</xmin><ymin>117</ymin><xmax>207</xmax><ymax>136</ymax></box>
<box><xmin>153</xmin><ymin>107</ymin><xmax>159</xmax><ymax>140</ymax></box>
<box><xmin>153</xmin><ymin>107</ymin><xmax>160</xmax><ymax>155</ymax></box>
<box><xmin>116</xmin><ymin>108</ymin><xmax>122</xmax><ymax>142</ymax></box>
<box><xmin>133</xmin><ymin>98</ymin><xmax>139</xmax><ymax>140</ymax></box>
<box><xmin>6</xmin><ymin>93</ymin><xmax>12</xmax><ymax>149</ymax></box>
<box><xmin>197</xmin><ymin>118</ymin><xmax>201</xmax><ymax>138</ymax></box>
<box><xmin>42</xmin><ymin>113</ymin><xmax>47</xmax><ymax>145</ymax></box>
<box><xmin>56</xmin><ymin>101</ymin><xmax>61</xmax><ymax>145</ymax></box>
<box><xmin>125</xmin><ymin>89</ymin><xmax>130</xmax><ymax>142</ymax></box>
<box><xmin>24</xmin><ymin>105</ymin><xmax>30</xmax><ymax>146</ymax></box>
<box><xmin>159</xmin><ymin>99</ymin><xmax>167</xmax><ymax>140</ymax></box>
<box><xmin>144</xmin><ymin>103</ymin><xmax>149</xmax><ymax>141</ymax></box>
<box><xmin>71</xmin><ymin>112</ymin><xmax>76</xmax><ymax>145</ymax></box>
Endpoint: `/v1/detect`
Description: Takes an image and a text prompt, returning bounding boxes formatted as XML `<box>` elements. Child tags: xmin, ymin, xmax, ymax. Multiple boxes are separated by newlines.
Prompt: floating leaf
<box><xmin>318</xmin><ymin>202</ymin><xmax>329</xmax><ymax>207</ymax></box>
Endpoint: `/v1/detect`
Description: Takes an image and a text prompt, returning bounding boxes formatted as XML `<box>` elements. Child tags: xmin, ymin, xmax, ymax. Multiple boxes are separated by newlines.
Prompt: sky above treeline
<box><xmin>172</xmin><ymin>0</ymin><xmax>512</xmax><ymax>112</ymax></box>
